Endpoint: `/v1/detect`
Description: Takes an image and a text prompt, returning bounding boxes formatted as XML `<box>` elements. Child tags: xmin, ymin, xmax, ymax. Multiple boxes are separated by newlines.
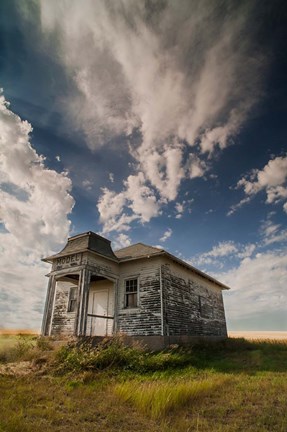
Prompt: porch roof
<box><xmin>43</xmin><ymin>231</ymin><xmax>118</xmax><ymax>262</ymax></box>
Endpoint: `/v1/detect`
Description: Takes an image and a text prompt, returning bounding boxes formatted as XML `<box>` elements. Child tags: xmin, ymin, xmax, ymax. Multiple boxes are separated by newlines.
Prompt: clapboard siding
<box><xmin>117</xmin><ymin>258</ymin><xmax>162</xmax><ymax>335</ymax></box>
<box><xmin>51</xmin><ymin>279</ymin><xmax>78</xmax><ymax>336</ymax></box>
<box><xmin>84</xmin><ymin>252</ymin><xmax>119</xmax><ymax>280</ymax></box>
<box><xmin>162</xmin><ymin>262</ymin><xmax>227</xmax><ymax>337</ymax></box>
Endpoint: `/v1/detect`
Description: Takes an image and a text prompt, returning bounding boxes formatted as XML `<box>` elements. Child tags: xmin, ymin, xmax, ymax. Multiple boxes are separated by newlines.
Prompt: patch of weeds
<box><xmin>53</xmin><ymin>336</ymin><xmax>192</xmax><ymax>375</ymax></box>
<box><xmin>66</xmin><ymin>380</ymin><xmax>82</xmax><ymax>390</ymax></box>
<box><xmin>35</xmin><ymin>336</ymin><xmax>54</xmax><ymax>351</ymax></box>
<box><xmin>1</xmin><ymin>335</ymin><xmax>35</xmax><ymax>362</ymax></box>
<box><xmin>0</xmin><ymin>335</ymin><xmax>56</xmax><ymax>365</ymax></box>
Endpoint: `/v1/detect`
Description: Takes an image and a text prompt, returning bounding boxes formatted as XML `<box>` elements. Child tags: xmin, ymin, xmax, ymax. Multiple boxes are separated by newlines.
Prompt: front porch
<box><xmin>42</xmin><ymin>269</ymin><xmax>116</xmax><ymax>338</ymax></box>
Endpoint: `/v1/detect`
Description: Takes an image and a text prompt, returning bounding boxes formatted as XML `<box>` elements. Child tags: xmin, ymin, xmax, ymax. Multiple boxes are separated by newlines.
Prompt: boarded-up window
<box><xmin>67</xmin><ymin>287</ymin><xmax>77</xmax><ymax>312</ymax></box>
<box><xmin>198</xmin><ymin>295</ymin><xmax>210</xmax><ymax>319</ymax></box>
<box><xmin>125</xmin><ymin>278</ymin><xmax>138</xmax><ymax>308</ymax></box>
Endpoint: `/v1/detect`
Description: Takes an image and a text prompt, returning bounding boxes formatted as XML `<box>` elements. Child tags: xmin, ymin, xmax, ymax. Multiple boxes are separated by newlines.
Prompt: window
<box><xmin>198</xmin><ymin>295</ymin><xmax>211</xmax><ymax>319</ymax></box>
<box><xmin>67</xmin><ymin>287</ymin><xmax>77</xmax><ymax>312</ymax></box>
<box><xmin>125</xmin><ymin>278</ymin><xmax>138</xmax><ymax>308</ymax></box>
<box><xmin>198</xmin><ymin>295</ymin><xmax>202</xmax><ymax>315</ymax></box>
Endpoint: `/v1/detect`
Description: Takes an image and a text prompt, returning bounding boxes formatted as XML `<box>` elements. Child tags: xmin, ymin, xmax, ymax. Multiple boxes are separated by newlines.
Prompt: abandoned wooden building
<box><xmin>42</xmin><ymin>231</ymin><xmax>229</xmax><ymax>348</ymax></box>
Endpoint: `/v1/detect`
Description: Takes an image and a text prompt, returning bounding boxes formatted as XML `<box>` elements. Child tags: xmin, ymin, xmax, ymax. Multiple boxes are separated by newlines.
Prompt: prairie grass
<box><xmin>0</xmin><ymin>337</ymin><xmax>287</xmax><ymax>431</ymax></box>
<box><xmin>115</xmin><ymin>376</ymin><xmax>227</xmax><ymax>418</ymax></box>
<box><xmin>0</xmin><ymin>334</ymin><xmax>54</xmax><ymax>363</ymax></box>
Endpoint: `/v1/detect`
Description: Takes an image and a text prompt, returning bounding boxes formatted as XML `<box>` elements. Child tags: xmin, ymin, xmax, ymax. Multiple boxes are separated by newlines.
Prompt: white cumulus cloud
<box><xmin>112</xmin><ymin>233</ymin><xmax>131</xmax><ymax>250</ymax></box>
<box><xmin>98</xmin><ymin>172</ymin><xmax>160</xmax><ymax>234</ymax></box>
<box><xmin>218</xmin><ymin>250</ymin><xmax>287</xmax><ymax>319</ymax></box>
<box><xmin>0</xmin><ymin>93</ymin><xmax>74</xmax><ymax>329</ymax></box>
<box><xmin>231</xmin><ymin>155</ymin><xmax>287</xmax><ymax>214</ymax></box>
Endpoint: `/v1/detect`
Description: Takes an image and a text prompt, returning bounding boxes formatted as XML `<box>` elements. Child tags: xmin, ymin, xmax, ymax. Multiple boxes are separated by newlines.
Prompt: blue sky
<box><xmin>0</xmin><ymin>0</ymin><xmax>287</xmax><ymax>331</ymax></box>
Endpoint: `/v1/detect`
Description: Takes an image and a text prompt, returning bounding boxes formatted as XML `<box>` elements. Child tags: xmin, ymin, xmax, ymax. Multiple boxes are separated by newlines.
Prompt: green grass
<box><xmin>0</xmin><ymin>334</ymin><xmax>53</xmax><ymax>363</ymax></box>
<box><xmin>115</xmin><ymin>376</ymin><xmax>227</xmax><ymax>419</ymax></box>
<box><xmin>0</xmin><ymin>335</ymin><xmax>18</xmax><ymax>351</ymax></box>
<box><xmin>0</xmin><ymin>337</ymin><xmax>287</xmax><ymax>431</ymax></box>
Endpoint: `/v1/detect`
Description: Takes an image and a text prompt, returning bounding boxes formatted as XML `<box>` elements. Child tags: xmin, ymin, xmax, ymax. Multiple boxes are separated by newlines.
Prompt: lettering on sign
<box><xmin>56</xmin><ymin>253</ymin><xmax>82</xmax><ymax>267</ymax></box>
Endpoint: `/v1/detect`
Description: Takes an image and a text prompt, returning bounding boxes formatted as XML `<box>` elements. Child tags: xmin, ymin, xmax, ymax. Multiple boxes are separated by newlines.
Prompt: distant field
<box><xmin>229</xmin><ymin>331</ymin><xmax>287</xmax><ymax>340</ymax></box>
<box><xmin>0</xmin><ymin>329</ymin><xmax>39</xmax><ymax>335</ymax></box>
<box><xmin>0</xmin><ymin>333</ymin><xmax>38</xmax><ymax>352</ymax></box>
<box><xmin>2</xmin><ymin>329</ymin><xmax>286</xmax><ymax>339</ymax></box>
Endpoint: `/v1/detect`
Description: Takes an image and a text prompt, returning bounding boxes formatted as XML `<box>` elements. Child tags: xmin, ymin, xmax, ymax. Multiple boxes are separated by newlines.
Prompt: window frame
<box><xmin>67</xmin><ymin>286</ymin><xmax>77</xmax><ymax>313</ymax></box>
<box><xmin>198</xmin><ymin>295</ymin><xmax>213</xmax><ymax>319</ymax></box>
<box><xmin>198</xmin><ymin>295</ymin><xmax>202</xmax><ymax>315</ymax></box>
<box><xmin>124</xmin><ymin>277</ymin><xmax>139</xmax><ymax>309</ymax></box>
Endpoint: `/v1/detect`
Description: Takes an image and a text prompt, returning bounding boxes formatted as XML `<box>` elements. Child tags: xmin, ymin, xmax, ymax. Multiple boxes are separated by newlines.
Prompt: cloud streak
<box><xmin>40</xmin><ymin>0</ymin><xmax>266</xmax><ymax>233</ymax></box>
<box><xmin>230</xmin><ymin>155</ymin><xmax>287</xmax><ymax>215</ymax></box>
<box><xmin>160</xmin><ymin>228</ymin><xmax>172</xmax><ymax>243</ymax></box>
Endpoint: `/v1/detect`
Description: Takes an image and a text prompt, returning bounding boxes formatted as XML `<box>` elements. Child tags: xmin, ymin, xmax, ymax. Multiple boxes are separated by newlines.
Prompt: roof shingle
<box><xmin>114</xmin><ymin>243</ymin><xmax>163</xmax><ymax>260</ymax></box>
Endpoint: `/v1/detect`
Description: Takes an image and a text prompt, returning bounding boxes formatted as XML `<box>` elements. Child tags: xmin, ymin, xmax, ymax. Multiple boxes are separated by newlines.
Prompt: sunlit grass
<box><xmin>0</xmin><ymin>337</ymin><xmax>287</xmax><ymax>431</ymax></box>
<box><xmin>115</xmin><ymin>376</ymin><xmax>227</xmax><ymax>418</ymax></box>
<box><xmin>0</xmin><ymin>334</ymin><xmax>53</xmax><ymax>363</ymax></box>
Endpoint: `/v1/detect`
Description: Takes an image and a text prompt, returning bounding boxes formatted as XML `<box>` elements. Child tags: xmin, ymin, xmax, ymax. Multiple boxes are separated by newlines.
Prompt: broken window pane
<box><xmin>67</xmin><ymin>286</ymin><xmax>77</xmax><ymax>312</ymax></box>
<box><xmin>125</xmin><ymin>278</ymin><xmax>138</xmax><ymax>308</ymax></box>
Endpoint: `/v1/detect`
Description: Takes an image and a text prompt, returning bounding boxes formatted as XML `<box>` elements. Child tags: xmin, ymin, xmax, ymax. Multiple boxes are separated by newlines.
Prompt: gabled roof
<box><xmin>115</xmin><ymin>243</ymin><xmax>230</xmax><ymax>290</ymax></box>
<box><xmin>114</xmin><ymin>243</ymin><xmax>164</xmax><ymax>260</ymax></box>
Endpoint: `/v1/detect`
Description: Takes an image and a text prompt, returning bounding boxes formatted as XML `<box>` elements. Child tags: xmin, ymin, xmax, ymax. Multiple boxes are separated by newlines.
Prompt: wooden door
<box><xmin>91</xmin><ymin>289</ymin><xmax>108</xmax><ymax>336</ymax></box>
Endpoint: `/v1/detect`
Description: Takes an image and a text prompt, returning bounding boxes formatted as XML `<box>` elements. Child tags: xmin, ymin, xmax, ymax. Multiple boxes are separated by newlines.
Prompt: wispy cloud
<box><xmin>40</xmin><ymin>0</ymin><xmax>266</xmax><ymax>232</ymax></box>
<box><xmin>192</xmin><ymin>234</ymin><xmax>287</xmax><ymax>322</ymax></box>
<box><xmin>219</xmin><ymin>249</ymin><xmax>287</xmax><ymax>319</ymax></box>
<box><xmin>82</xmin><ymin>179</ymin><xmax>93</xmax><ymax>191</ymax></box>
<box><xmin>230</xmin><ymin>155</ymin><xmax>287</xmax><ymax>215</ymax></box>
<box><xmin>260</xmin><ymin>220</ymin><xmax>287</xmax><ymax>246</ymax></box>
<box><xmin>194</xmin><ymin>241</ymin><xmax>238</xmax><ymax>266</ymax></box>
<box><xmin>160</xmin><ymin>228</ymin><xmax>173</xmax><ymax>243</ymax></box>
<box><xmin>175</xmin><ymin>201</ymin><xmax>185</xmax><ymax>219</ymax></box>
<box><xmin>191</xmin><ymin>239</ymin><xmax>258</xmax><ymax>271</ymax></box>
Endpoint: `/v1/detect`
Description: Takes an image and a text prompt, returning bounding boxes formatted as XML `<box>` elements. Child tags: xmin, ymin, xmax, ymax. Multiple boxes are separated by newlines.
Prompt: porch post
<box><xmin>113</xmin><ymin>279</ymin><xmax>119</xmax><ymax>334</ymax></box>
<box><xmin>81</xmin><ymin>270</ymin><xmax>91</xmax><ymax>336</ymax></box>
<box><xmin>41</xmin><ymin>275</ymin><xmax>56</xmax><ymax>336</ymax></box>
<box><xmin>76</xmin><ymin>268</ymin><xmax>91</xmax><ymax>336</ymax></box>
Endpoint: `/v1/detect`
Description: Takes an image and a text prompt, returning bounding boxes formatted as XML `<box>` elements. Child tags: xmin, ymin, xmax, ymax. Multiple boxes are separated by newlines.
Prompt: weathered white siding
<box><xmin>117</xmin><ymin>257</ymin><xmax>162</xmax><ymax>336</ymax></box>
<box><xmin>162</xmin><ymin>260</ymin><xmax>227</xmax><ymax>337</ymax></box>
<box><xmin>84</xmin><ymin>252</ymin><xmax>119</xmax><ymax>280</ymax></box>
<box><xmin>50</xmin><ymin>278</ymin><xmax>79</xmax><ymax>336</ymax></box>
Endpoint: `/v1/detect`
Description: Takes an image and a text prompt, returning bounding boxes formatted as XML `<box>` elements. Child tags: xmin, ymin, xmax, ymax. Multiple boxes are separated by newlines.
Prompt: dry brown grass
<box><xmin>0</xmin><ymin>329</ymin><xmax>39</xmax><ymax>335</ymax></box>
<box><xmin>229</xmin><ymin>331</ymin><xmax>287</xmax><ymax>340</ymax></box>
<box><xmin>0</xmin><ymin>338</ymin><xmax>287</xmax><ymax>431</ymax></box>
